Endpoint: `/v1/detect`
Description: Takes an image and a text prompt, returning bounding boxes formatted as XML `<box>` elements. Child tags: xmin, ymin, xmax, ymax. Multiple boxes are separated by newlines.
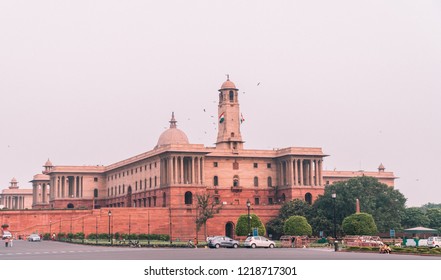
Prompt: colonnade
<box><xmin>160</xmin><ymin>155</ymin><xmax>205</xmax><ymax>186</ymax></box>
<box><xmin>3</xmin><ymin>195</ymin><xmax>26</xmax><ymax>209</ymax></box>
<box><xmin>278</xmin><ymin>158</ymin><xmax>323</xmax><ymax>187</ymax></box>
<box><xmin>54</xmin><ymin>176</ymin><xmax>84</xmax><ymax>198</ymax></box>
<box><xmin>33</xmin><ymin>183</ymin><xmax>50</xmax><ymax>204</ymax></box>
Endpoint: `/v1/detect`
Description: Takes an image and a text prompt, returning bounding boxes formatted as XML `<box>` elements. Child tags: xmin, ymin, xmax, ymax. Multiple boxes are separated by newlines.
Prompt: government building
<box><xmin>1</xmin><ymin>78</ymin><xmax>396</xmax><ymax>239</ymax></box>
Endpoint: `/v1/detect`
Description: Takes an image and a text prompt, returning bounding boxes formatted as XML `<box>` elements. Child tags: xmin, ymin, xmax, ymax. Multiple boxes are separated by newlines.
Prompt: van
<box><xmin>427</xmin><ymin>236</ymin><xmax>441</xmax><ymax>248</ymax></box>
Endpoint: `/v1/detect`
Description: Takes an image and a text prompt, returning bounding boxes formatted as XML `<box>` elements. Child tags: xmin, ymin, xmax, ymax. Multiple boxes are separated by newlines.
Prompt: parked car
<box><xmin>208</xmin><ymin>236</ymin><xmax>239</xmax><ymax>248</ymax></box>
<box><xmin>28</xmin><ymin>234</ymin><xmax>41</xmax><ymax>242</ymax></box>
<box><xmin>2</xmin><ymin>231</ymin><xmax>12</xmax><ymax>240</ymax></box>
<box><xmin>244</xmin><ymin>236</ymin><xmax>275</xmax><ymax>248</ymax></box>
<box><xmin>428</xmin><ymin>236</ymin><xmax>441</xmax><ymax>248</ymax></box>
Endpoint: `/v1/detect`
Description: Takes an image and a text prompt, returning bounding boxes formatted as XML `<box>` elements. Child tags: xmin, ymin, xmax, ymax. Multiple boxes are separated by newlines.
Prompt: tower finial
<box><xmin>226</xmin><ymin>74</ymin><xmax>230</xmax><ymax>80</ymax></box>
<box><xmin>169</xmin><ymin>112</ymin><xmax>177</xmax><ymax>128</ymax></box>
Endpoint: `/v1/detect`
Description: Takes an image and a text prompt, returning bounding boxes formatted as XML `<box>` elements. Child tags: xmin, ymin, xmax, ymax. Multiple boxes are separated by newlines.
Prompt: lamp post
<box><xmin>95</xmin><ymin>217</ymin><xmax>98</xmax><ymax>245</ymax></box>
<box><xmin>148</xmin><ymin>210</ymin><xmax>150</xmax><ymax>245</ymax></box>
<box><xmin>332</xmin><ymin>192</ymin><xmax>336</xmax><ymax>239</ymax></box>
<box><xmin>108</xmin><ymin>210</ymin><xmax>112</xmax><ymax>245</ymax></box>
<box><xmin>246</xmin><ymin>199</ymin><xmax>251</xmax><ymax>236</ymax></box>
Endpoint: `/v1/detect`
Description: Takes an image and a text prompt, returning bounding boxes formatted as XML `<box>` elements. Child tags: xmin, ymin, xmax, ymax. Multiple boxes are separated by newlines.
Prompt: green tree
<box><xmin>342</xmin><ymin>213</ymin><xmax>378</xmax><ymax>235</ymax></box>
<box><xmin>401</xmin><ymin>207</ymin><xmax>430</xmax><ymax>228</ymax></box>
<box><xmin>266</xmin><ymin>199</ymin><xmax>313</xmax><ymax>239</ymax></box>
<box><xmin>196</xmin><ymin>194</ymin><xmax>222</xmax><ymax>239</ymax></box>
<box><xmin>278</xmin><ymin>199</ymin><xmax>312</xmax><ymax>220</ymax></box>
<box><xmin>427</xmin><ymin>208</ymin><xmax>441</xmax><ymax>229</ymax></box>
<box><xmin>266</xmin><ymin>218</ymin><xmax>284</xmax><ymax>240</ymax></box>
<box><xmin>312</xmin><ymin>176</ymin><xmax>406</xmax><ymax>234</ymax></box>
<box><xmin>283</xmin><ymin>216</ymin><xmax>312</xmax><ymax>236</ymax></box>
<box><xmin>236</xmin><ymin>214</ymin><xmax>265</xmax><ymax>236</ymax></box>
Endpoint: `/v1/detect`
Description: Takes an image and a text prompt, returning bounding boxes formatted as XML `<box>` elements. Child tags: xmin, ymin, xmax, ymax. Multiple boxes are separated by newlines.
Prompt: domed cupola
<box><xmin>155</xmin><ymin>112</ymin><xmax>189</xmax><ymax>149</ymax></box>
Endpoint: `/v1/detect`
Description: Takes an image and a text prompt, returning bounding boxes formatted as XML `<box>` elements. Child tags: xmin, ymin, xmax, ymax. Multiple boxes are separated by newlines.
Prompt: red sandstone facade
<box><xmin>0</xmin><ymin>79</ymin><xmax>396</xmax><ymax>240</ymax></box>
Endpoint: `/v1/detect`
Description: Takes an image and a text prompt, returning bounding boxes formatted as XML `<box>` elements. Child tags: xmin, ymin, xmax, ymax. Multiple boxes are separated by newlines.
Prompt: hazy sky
<box><xmin>1</xmin><ymin>1</ymin><xmax>440</xmax><ymax>207</ymax></box>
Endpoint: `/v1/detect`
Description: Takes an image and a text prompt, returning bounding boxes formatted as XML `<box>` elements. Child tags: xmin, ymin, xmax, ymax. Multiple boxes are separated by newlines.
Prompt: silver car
<box><xmin>208</xmin><ymin>236</ymin><xmax>239</xmax><ymax>249</ymax></box>
<box><xmin>244</xmin><ymin>236</ymin><xmax>275</xmax><ymax>248</ymax></box>
<box><xmin>28</xmin><ymin>234</ymin><xmax>41</xmax><ymax>242</ymax></box>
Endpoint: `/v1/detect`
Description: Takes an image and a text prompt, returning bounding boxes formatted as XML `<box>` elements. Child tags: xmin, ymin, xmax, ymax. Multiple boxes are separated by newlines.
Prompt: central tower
<box><xmin>216</xmin><ymin>77</ymin><xmax>244</xmax><ymax>151</ymax></box>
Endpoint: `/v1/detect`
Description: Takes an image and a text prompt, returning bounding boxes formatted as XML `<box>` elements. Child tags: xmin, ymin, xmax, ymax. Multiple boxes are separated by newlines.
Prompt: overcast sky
<box><xmin>1</xmin><ymin>1</ymin><xmax>440</xmax><ymax>207</ymax></box>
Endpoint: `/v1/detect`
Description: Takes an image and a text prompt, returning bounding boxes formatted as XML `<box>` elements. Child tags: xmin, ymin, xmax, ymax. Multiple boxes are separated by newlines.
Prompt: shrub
<box><xmin>235</xmin><ymin>214</ymin><xmax>266</xmax><ymax>236</ymax></box>
<box><xmin>283</xmin><ymin>216</ymin><xmax>312</xmax><ymax>236</ymax></box>
<box><xmin>342</xmin><ymin>213</ymin><xmax>377</xmax><ymax>235</ymax></box>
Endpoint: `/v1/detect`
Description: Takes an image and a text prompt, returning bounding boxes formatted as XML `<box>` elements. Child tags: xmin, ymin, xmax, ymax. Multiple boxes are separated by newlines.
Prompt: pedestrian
<box><xmin>10</xmin><ymin>237</ymin><xmax>13</xmax><ymax>247</ymax></box>
<box><xmin>5</xmin><ymin>237</ymin><xmax>9</xmax><ymax>247</ymax></box>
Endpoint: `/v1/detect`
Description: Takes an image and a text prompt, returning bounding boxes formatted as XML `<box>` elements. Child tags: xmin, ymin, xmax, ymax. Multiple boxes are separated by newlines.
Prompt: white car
<box><xmin>244</xmin><ymin>236</ymin><xmax>275</xmax><ymax>248</ymax></box>
<box><xmin>428</xmin><ymin>236</ymin><xmax>441</xmax><ymax>248</ymax></box>
<box><xmin>28</xmin><ymin>234</ymin><xmax>41</xmax><ymax>242</ymax></box>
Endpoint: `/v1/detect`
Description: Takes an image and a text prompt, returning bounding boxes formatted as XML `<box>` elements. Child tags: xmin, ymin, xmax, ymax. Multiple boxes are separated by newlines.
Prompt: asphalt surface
<box><xmin>0</xmin><ymin>240</ymin><xmax>440</xmax><ymax>260</ymax></box>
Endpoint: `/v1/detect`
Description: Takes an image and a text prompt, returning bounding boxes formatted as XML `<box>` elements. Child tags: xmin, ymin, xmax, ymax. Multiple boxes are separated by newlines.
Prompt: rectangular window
<box><xmin>254</xmin><ymin>198</ymin><xmax>260</xmax><ymax>205</ymax></box>
<box><xmin>268</xmin><ymin>197</ymin><xmax>273</xmax><ymax>205</ymax></box>
<box><xmin>94</xmin><ymin>177</ymin><xmax>98</xmax><ymax>182</ymax></box>
<box><xmin>213</xmin><ymin>162</ymin><xmax>218</xmax><ymax>167</ymax></box>
<box><xmin>253</xmin><ymin>163</ymin><xmax>258</xmax><ymax>168</ymax></box>
<box><xmin>267</xmin><ymin>163</ymin><xmax>272</xmax><ymax>168</ymax></box>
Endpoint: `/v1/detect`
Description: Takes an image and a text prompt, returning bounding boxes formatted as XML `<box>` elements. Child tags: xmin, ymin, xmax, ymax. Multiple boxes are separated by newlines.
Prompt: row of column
<box><xmin>54</xmin><ymin>176</ymin><xmax>84</xmax><ymax>198</ymax></box>
<box><xmin>33</xmin><ymin>183</ymin><xmax>50</xmax><ymax>204</ymax></box>
<box><xmin>3</xmin><ymin>195</ymin><xmax>25</xmax><ymax>209</ymax></box>
<box><xmin>160</xmin><ymin>155</ymin><xmax>205</xmax><ymax>186</ymax></box>
<box><xmin>279</xmin><ymin>158</ymin><xmax>323</xmax><ymax>187</ymax></box>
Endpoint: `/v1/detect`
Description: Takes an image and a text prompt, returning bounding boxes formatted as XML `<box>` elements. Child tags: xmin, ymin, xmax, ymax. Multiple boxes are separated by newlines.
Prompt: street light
<box><xmin>331</xmin><ymin>192</ymin><xmax>336</xmax><ymax>239</ymax></box>
<box><xmin>246</xmin><ymin>199</ymin><xmax>251</xmax><ymax>236</ymax></box>
<box><xmin>108</xmin><ymin>210</ymin><xmax>112</xmax><ymax>245</ymax></box>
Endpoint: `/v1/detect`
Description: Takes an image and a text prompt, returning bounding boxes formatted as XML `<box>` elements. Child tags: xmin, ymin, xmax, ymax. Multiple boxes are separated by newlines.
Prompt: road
<box><xmin>0</xmin><ymin>240</ymin><xmax>440</xmax><ymax>260</ymax></box>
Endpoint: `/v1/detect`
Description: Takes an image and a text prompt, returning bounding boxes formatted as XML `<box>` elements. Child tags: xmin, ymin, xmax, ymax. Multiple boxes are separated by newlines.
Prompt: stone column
<box><xmin>191</xmin><ymin>156</ymin><xmax>195</xmax><ymax>184</ymax></box>
<box><xmin>294</xmin><ymin>159</ymin><xmax>298</xmax><ymax>186</ymax></box>
<box><xmin>318</xmin><ymin>160</ymin><xmax>323</xmax><ymax>186</ymax></box>
<box><xmin>168</xmin><ymin>157</ymin><xmax>172</xmax><ymax>185</ymax></box>
<box><xmin>179</xmin><ymin>157</ymin><xmax>182</xmax><ymax>184</ymax></box>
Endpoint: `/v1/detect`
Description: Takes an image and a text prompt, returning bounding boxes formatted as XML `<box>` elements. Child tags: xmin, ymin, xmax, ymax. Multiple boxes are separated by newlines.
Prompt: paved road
<box><xmin>1</xmin><ymin>240</ymin><xmax>440</xmax><ymax>260</ymax></box>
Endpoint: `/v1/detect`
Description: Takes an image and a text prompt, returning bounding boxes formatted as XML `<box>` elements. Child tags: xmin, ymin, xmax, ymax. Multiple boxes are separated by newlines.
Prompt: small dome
<box><xmin>220</xmin><ymin>79</ymin><xmax>237</xmax><ymax>90</ymax></box>
<box><xmin>155</xmin><ymin>113</ymin><xmax>189</xmax><ymax>148</ymax></box>
<box><xmin>44</xmin><ymin>159</ymin><xmax>53</xmax><ymax>167</ymax></box>
<box><xmin>10</xmin><ymin>177</ymin><xmax>17</xmax><ymax>183</ymax></box>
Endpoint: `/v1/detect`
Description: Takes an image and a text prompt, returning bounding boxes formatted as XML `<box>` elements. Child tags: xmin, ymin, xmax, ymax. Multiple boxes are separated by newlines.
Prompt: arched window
<box><xmin>67</xmin><ymin>203</ymin><xmax>74</xmax><ymax>209</ymax></box>
<box><xmin>185</xmin><ymin>191</ymin><xmax>193</xmax><ymax>205</ymax></box>
<box><xmin>254</xmin><ymin>176</ymin><xmax>259</xmax><ymax>187</ymax></box>
<box><xmin>163</xmin><ymin>192</ymin><xmax>167</xmax><ymax>207</ymax></box>
<box><xmin>229</xmin><ymin>91</ymin><xmax>234</xmax><ymax>102</ymax></box>
<box><xmin>214</xmin><ymin>176</ymin><xmax>219</xmax><ymax>186</ymax></box>
<box><xmin>233</xmin><ymin>176</ymin><xmax>239</xmax><ymax>187</ymax></box>
<box><xmin>94</xmin><ymin>189</ymin><xmax>98</xmax><ymax>198</ymax></box>
<box><xmin>281</xmin><ymin>193</ymin><xmax>286</xmax><ymax>202</ymax></box>
<box><xmin>305</xmin><ymin>193</ymin><xmax>313</xmax><ymax>205</ymax></box>
<box><xmin>267</xmin><ymin>176</ymin><xmax>272</xmax><ymax>187</ymax></box>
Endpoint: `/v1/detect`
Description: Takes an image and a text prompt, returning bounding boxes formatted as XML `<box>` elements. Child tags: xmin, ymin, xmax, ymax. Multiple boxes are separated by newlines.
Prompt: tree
<box><xmin>266</xmin><ymin>218</ymin><xmax>284</xmax><ymax>240</ymax></box>
<box><xmin>278</xmin><ymin>199</ymin><xmax>312</xmax><ymax>221</ymax></box>
<box><xmin>266</xmin><ymin>199</ymin><xmax>313</xmax><ymax>239</ymax></box>
<box><xmin>401</xmin><ymin>207</ymin><xmax>430</xmax><ymax>228</ymax></box>
<box><xmin>283</xmin><ymin>216</ymin><xmax>312</xmax><ymax>236</ymax></box>
<box><xmin>427</xmin><ymin>208</ymin><xmax>441</xmax><ymax>230</ymax></box>
<box><xmin>342</xmin><ymin>213</ymin><xmax>378</xmax><ymax>235</ymax></box>
<box><xmin>312</xmin><ymin>176</ymin><xmax>406</xmax><ymax>234</ymax></box>
<box><xmin>195</xmin><ymin>194</ymin><xmax>222</xmax><ymax>239</ymax></box>
<box><xmin>235</xmin><ymin>214</ymin><xmax>265</xmax><ymax>236</ymax></box>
